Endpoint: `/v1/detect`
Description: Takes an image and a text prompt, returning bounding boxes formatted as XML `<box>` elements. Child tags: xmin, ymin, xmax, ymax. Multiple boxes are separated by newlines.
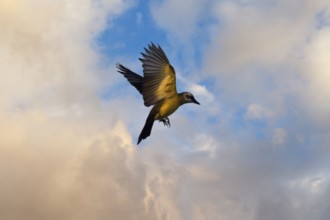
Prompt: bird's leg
<box><xmin>159</xmin><ymin>117</ymin><xmax>171</xmax><ymax>127</ymax></box>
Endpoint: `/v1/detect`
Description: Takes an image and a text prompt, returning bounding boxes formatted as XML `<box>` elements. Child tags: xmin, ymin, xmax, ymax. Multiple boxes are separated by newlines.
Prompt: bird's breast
<box><xmin>156</xmin><ymin>97</ymin><xmax>181</xmax><ymax>119</ymax></box>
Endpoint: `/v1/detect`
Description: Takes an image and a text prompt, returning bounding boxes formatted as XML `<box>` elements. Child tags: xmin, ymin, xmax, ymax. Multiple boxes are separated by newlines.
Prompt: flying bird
<box><xmin>117</xmin><ymin>43</ymin><xmax>200</xmax><ymax>145</ymax></box>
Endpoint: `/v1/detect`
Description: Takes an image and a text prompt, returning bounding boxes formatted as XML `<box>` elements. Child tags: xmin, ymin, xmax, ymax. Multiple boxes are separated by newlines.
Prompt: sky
<box><xmin>1</xmin><ymin>0</ymin><xmax>330</xmax><ymax>219</ymax></box>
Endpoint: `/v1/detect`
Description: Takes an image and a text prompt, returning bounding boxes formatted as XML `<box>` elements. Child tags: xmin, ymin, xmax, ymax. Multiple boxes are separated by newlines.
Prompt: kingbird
<box><xmin>117</xmin><ymin>43</ymin><xmax>200</xmax><ymax>144</ymax></box>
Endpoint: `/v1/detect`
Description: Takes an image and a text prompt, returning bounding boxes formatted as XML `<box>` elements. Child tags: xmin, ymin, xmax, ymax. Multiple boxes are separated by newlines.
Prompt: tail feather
<box><xmin>137</xmin><ymin>113</ymin><xmax>155</xmax><ymax>145</ymax></box>
<box><xmin>116</xmin><ymin>63</ymin><xmax>143</xmax><ymax>94</ymax></box>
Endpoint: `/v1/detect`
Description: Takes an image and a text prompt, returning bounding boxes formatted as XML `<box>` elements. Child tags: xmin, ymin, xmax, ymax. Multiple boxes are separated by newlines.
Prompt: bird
<box><xmin>117</xmin><ymin>43</ymin><xmax>200</xmax><ymax>145</ymax></box>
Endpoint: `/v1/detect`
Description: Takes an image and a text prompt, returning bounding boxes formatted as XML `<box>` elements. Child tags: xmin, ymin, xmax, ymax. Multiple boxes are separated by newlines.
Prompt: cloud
<box><xmin>0</xmin><ymin>1</ymin><xmax>154</xmax><ymax>219</ymax></box>
<box><xmin>299</xmin><ymin>27</ymin><xmax>330</xmax><ymax>130</ymax></box>
<box><xmin>150</xmin><ymin>0</ymin><xmax>209</xmax><ymax>41</ymax></box>
<box><xmin>272</xmin><ymin>128</ymin><xmax>288</xmax><ymax>145</ymax></box>
<box><xmin>245</xmin><ymin>103</ymin><xmax>274</xmax><ymax>120</ymax></box>
<box><xmin>1</xmin><ymin>0</ymin><xmax>330</xmax><ymax>220</ymax></box>
<box><xmin>0</xmin><ymin>0</ymin><xmax>128</xmax><ymax>110</ymax></box>
<box><xmin>204</xmin><ymin>0</ymin><xmax>326</xmax><ymax>72</ymax></box>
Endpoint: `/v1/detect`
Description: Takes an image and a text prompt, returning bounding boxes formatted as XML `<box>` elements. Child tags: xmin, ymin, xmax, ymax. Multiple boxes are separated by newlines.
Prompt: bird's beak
<box><xmin>192</xmin><ymin>97</ymin><xmax>200</xmax><ymax>105</ymax></box>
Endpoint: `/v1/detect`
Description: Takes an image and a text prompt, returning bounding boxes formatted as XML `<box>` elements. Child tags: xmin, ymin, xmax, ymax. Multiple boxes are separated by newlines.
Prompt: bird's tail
<box><xmin>137</xmin><ymin>112</ymin><xmax>155</xmax><ymax>145</ymax></box>
<box><xmin>116</xmin><ymin>63</ymin><xmax>143</xmax><ymax>95</ymax></box>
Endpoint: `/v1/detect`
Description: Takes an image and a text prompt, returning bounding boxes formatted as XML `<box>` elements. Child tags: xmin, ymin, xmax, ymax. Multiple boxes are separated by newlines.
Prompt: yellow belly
<box><xmin>156</xmin><ymin>97</ymin><xmax>181</xmax><ymax>119</ymax></box>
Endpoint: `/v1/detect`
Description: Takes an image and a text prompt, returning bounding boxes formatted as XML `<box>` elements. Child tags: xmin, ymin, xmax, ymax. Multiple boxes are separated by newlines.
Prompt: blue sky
<box><xmin>1</xmin><ymin>0</ymin><xmax>330</xmax><ymax>219</ymax></box>
<box><xmin>97</xmin><ymin>2</ymin><xmax>167</xmax><ymax>57</ymax></box>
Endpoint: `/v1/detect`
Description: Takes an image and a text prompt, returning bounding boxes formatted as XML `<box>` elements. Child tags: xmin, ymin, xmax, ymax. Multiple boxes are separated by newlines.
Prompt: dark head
<box><xmin>181</xmin><ymin>92</ymin><xmax>200</xmax><ymax>105</ymax></box>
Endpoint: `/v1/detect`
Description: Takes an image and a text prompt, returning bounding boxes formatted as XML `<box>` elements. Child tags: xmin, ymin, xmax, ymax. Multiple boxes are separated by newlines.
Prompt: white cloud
<box><xmin>272</xmin><ymin>128</ymin><xmax>288</xmax><ymax>145</ymax></box>
<box><xmin>192</xmin><ymin>134</ymin><xmax>217</xmax><ymax>158</ymax></box>
<box><xmin>245</xmin><ymin>103</ymin><xmax>274</xmax><ymax>120</ymax></box>
<box><xmin>150</xmin><ymin>0</ymin><xmax>208</xmax><ymax>41</ymax></box>
<box><xmin>0</xmin><ymin>0</ymin><xmax>128</xmax><ymax>111</ymax></box>
<box><xmin>0</xmin><ymin>1</ymin><xmax>152</xmax><ymax>220</ymax></box>
<box><xmin>290</xmin><ymin>175</ymin><xmax>327</xmax><ymax>194</ymax></box>
<box><xmin>299</xmin><ymin>27</ymin><xmax>330</xmax><ymax>130</ymax></box>
<box><xmin>188</xmin><ymin>83</ymin><xmax>214</xmax><ymax>103</ymax></box>
<box><xmin>205</xmin><ymin>0</ymin><xmax>326</xmax><ymax>73</ymax></box>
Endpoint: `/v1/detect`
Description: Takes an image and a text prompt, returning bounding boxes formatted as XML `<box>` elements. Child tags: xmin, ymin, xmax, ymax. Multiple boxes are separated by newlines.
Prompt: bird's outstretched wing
<box><xmin>139</xmin><ymin>43</ymin><xmax>177</xmax><ymax>107</ymax></box>
<box><xmin>116</xmin><ymin>63</ymin><xmax>143</xmax><ymax>95</ymax></box>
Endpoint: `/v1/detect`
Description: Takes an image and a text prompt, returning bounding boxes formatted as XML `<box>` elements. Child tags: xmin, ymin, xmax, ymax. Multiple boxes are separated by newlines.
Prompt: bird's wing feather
<box><xmin>116</xmin><ymin>63</ymin><xmax>143</xmax><ymax>95</ymax></box>
<box><xmin>139</xmin><ymin>43</ymin><xmax>177</xmax><ymax>107</ymax></box>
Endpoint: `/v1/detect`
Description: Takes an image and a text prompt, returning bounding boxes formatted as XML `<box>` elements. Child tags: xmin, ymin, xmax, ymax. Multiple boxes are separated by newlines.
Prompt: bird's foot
<box><xmin>159</xmin><ymin>117</ymin><xmax>171</xmax><ymax>127</ymax></box>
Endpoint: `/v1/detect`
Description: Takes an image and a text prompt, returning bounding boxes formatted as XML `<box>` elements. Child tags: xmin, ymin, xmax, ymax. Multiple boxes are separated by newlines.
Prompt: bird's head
<box><xmin>181</xmin><ymin>92</ymin><xmax>200</xmax><ymax>105</ymax></box>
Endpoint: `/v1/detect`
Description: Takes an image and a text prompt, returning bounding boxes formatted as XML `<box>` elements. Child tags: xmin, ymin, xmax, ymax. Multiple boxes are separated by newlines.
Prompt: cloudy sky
<box><xmin>1</xmin><ymin>0</ymin><xmax>330</xmax><ymax>219</ymax></box>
